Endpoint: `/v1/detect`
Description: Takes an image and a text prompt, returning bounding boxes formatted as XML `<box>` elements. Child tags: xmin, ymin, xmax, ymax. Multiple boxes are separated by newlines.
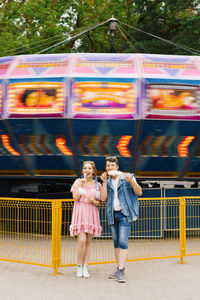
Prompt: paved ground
<box><xmin>1</xmin><ymin>256</ymin><xmax>200</xmax><ymax>300</ymax></box>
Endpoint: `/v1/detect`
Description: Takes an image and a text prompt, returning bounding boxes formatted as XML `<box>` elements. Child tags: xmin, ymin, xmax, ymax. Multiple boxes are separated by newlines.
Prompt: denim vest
<box><xmin>106</xmin><ymin>174</ymin><xmax>139</xmax><ymax>225</ymax></box>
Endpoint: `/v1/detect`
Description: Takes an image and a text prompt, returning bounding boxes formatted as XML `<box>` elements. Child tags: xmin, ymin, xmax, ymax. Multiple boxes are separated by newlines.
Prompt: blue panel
<box><xmin>186</xmin><ymin>201</ymin><xmax>200</xmax><ymax>230</ymax></box>
<box><xmin>145</xmin><ymin>78</ymin><xmax>200</xmax><ymax>85</ymax></box>
<box><xmin>136</xmin><ymin>120</ymin><xmax>200</xmax><ymax>176</ymax></box>
<box><xmin>6</xmin><ymin>119</ymin><xmax>75</xmax><ymax>176</ymax></box>
<box><xmin>0</xmin><ymin>121</ymin><xmax>29</xmax><ymax>174</ymax></box>
<box><xmin>71</xmin><ymin>119</ymin><xmax>137</xmax><ymax>172</ymax></box>
<box><xmin>141</xmin><ymin>189</ymin><xmax>161</xmax><ymax>197</ymax></box>
<box><xmin>186</xmin><ymin>157</ymin><xmax>200</xmax><ymax>174</ymax></box>
<box><xmin>133</xmin><ymin>200</ymin><xmax>162</xmax><ymax>237</ymax></box>
<box><xmin>164</xmin><ymin>202</ymin><xmax>179</xmax><ymax>231</ymax></box>
<box><xmin>165</xmin><ymin>190</ymin><xmax>200</xmax><ymax>230</ymax></box>
<box><xmin>166</xmin><ymin>189</ymin><xmax>200</xmax><ymax>197</ymax></box>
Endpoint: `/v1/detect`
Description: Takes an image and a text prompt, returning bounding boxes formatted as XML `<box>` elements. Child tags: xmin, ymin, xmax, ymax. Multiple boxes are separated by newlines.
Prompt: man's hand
<box><xmin>125</xmin><ymin>173</ymin><xmax>142</xmax><ymax>196</ymax></box>
<box><xmin>101</xmin><ymin>172</ymin><xmax>108</xmax><ymax>183</ymax></box>
<box><xmin>125</xmin><ymin>173</ymin><xmax>133</xmax><ymax>183</ymax></box>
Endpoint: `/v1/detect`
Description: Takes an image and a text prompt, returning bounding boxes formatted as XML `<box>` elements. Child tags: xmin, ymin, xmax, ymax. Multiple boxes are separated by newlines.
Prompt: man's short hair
<box><xmin>105</xmin><ymin>156</ymin><xmax>119</xmax><ymax>164</ymax></box>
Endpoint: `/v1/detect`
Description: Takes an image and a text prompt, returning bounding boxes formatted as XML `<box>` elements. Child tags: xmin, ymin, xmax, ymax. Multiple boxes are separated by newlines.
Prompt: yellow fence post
<box><xmin>52</xmin><ymin>200</ymin><xmax>62</xmax><ymax>275</ymax></box>
<box><xmin>179</xmin><ymin>197</ymin><xmax>186</xmax><ymax>263</ymax></box>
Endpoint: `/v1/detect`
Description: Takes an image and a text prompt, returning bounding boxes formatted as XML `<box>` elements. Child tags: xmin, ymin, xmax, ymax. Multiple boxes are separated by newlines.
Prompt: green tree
<box><xmin>73</xmin><ymin>0</ymin><xmax>200</xmax><ymax>55</ymax></box>
<box><xmin>0</xmin><ymin>0</ymin><xmax>75</xmax><ymax>56</ymax></box>
<box><xmin>0</xmin><ymin>0</ymin><xmax>199</xmax><ymax>56</ymax></box>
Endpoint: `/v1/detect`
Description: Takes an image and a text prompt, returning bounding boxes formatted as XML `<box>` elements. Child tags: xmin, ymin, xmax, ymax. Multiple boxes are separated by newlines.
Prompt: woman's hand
<box><xmin>88</xmin><ymin>196</ymin><xmax>100</xmax><ymax>207</ymax></box>
<box><xmin>80</xmin><ymin>177</ymin><xmax>86</xmax><ymax>187</ymax></box>
<box><xmin>72</xmin><ymin>188</ymin><xmax>81</xmax><ymax>201</ymax></box>
<box><xmin>100</xmin><ymin>172</ymin><xmax>108</xmax><ymax>202</ymax></box>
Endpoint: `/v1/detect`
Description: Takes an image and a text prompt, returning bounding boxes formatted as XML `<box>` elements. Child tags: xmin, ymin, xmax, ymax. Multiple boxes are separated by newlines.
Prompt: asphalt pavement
<box><xmin>1</xmin><ymin>256</ymin><xmax>200</xmax><ymax>300</ymax></box>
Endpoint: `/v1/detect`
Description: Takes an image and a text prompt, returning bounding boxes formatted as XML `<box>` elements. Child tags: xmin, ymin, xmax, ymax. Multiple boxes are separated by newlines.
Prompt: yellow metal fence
<box><xmin>0</xmin><ymin>196</ymin><xmax>200</xmax><ymax>274</ymax></box>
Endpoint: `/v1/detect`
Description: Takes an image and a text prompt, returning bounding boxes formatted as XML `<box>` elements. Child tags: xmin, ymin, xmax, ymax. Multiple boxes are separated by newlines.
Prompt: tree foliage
<box><xmin>0</xmin><ymin>0</ymin><xmax>199</xmax><ymax>56</ymax></box>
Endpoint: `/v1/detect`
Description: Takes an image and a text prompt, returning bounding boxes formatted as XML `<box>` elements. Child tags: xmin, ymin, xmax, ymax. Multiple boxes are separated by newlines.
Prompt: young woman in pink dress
<box><xmin>70</xmin><ymin>161</ymin><xmax>102</xmax><ymax>278</ymax></box>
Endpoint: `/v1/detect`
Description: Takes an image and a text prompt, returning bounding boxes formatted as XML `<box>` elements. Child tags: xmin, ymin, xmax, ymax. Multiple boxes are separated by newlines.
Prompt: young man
<box><xmin>100</xmin><ymin>156</ymin><xmax>142</xmax><ymax>283</ymax></box>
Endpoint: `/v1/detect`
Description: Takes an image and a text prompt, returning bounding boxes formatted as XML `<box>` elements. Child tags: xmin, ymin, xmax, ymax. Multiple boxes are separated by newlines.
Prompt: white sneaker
<box><xmin>83</xmin><ymin>264</ymin><xmax>89</xmax><ymax>278</ymax></box>
<box><xmin>76</xmin><ymin>264</ymin><xmax>83</xmax><ymax>278</ymax></box>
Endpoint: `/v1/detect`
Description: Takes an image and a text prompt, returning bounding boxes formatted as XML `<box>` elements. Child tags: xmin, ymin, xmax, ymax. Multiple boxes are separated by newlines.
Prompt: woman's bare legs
<box><xmin>77</xmin><ymin>232</ymin><xmax>87</xmax><ymax>264</ymax></box>
<box><xmin>77</xmin><ymin>232</ymin><xmax>93</xmax><ymax>278</ymax></box>
<box><xmin>83</xmin><ymin>234</ymin><xmax>93</xmax><ymax>264</ymax></box>
<box><xmin>77</xmin><ymin>232</ymin><xmax>93</xmax><ymax>264</ymax></box>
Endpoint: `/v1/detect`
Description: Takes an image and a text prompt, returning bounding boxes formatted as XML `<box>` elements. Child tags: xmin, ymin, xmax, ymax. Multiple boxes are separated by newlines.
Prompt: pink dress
<box><xmin>70</xmin><ymin>179</ymin><xmax>102</xmax><ymax>237</ymax></box>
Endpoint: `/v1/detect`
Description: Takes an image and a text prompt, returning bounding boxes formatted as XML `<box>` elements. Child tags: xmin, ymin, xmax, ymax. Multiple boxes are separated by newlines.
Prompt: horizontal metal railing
<box><xmin>0</xmin><ymin>198</ymin><xmax>52</xmax><ymax>267</ymax></box>
<box><xmin>0</xmin><ymin>196</ymin><xmax>200</xmax><ymax>274</ymax></box>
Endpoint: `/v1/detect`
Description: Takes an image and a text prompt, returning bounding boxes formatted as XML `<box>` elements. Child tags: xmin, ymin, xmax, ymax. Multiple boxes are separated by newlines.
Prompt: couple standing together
<box><xmin>70</xmin><ymin>156</ymin><xmax>142</xmax><ymax>283</ymax></box>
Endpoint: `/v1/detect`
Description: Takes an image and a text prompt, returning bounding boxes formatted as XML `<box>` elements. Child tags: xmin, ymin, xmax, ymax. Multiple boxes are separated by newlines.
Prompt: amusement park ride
<box><xmin>0</xmin><ymin>18</ymin><xmax>200</xmax><ymax>197</ymax></box>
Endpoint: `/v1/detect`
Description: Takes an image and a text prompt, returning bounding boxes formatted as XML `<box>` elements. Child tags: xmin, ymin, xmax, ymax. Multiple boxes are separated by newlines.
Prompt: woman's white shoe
<box><xmin>76</xmin><ymin>264</ymin><xmax>83</xmax><ymax>278</ymax></box>
<box><xmin>83</xmin><ymin>264</ymin><xmax>89</xmax><ymax>278</ymax></box>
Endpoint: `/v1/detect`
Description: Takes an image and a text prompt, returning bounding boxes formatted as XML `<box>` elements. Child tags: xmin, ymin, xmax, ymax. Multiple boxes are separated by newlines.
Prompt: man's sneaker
<box><xmin>83</xmin><ymin>264</ymin><xmax>89</xmax><ymax>278</ymax></box>
<box><xmin>76</xmin><ymin>264</ymin><xmax>83</xmax><ymax>278</ymax></box>
<box><xmin>117</xmin><ymin>269</ymin><xmax>126</xmax><ymax>283</ymax></box>
<box><xmin>108</xmin><ymin>268</ymin><xmax>119</xmax><ymax>279</ymax></box>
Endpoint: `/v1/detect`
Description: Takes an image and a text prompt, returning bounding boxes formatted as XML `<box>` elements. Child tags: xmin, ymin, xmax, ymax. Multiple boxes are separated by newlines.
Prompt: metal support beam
<box><xmin>130</xmin><ymin>119</ymin><xmax>143</xmax><ymax>174</ymax></box>
<box><xmin>66</xmin><ymin>119</ymin><xmax>81</xmax><ymax>177</ymax></box>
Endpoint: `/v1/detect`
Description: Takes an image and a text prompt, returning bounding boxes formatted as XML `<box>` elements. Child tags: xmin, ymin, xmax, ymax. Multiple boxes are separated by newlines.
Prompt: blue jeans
<box><xmin>111</xmin><ymin>211</ymin><xmax>131</xmax><ymax>249</ymax></box>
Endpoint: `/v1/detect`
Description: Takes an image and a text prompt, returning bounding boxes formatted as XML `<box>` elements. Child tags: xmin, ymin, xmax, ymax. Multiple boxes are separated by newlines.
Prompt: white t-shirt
<box><xmin>112</xmin><ymin>174</ymin><xmax>136</xmax><ymax>211</ymax></box>
<box><xmin>112</xmin><ymin>176</ymin><xmax>121</xmax><ymax>211</ymax></box>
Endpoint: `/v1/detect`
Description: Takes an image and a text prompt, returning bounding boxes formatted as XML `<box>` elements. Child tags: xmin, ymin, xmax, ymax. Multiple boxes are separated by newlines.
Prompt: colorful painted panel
<box><xmin>0</xmin><ymin>56</ymin><xmax>15</xmax><ymax>77</ymax></box>
<box><xmin>144</xmin><ymin>79</ymin><xmax>200</xmax><ymax>119</ymax></box>
<box><xmin>8</xmin><ymin>54</ymin><xmax>71</xmax><ymax>78</ymax></box>
<box><xmin>0</xmin><ymin>81</ymin><xmax>2</xmax><ymax>117</ymax></box>
<box><xmin>72</xmin><ymin>54</ymin><xmax>138</xmax><ymax>77</ymax></box>
<box><xmin>140</xmin><ymin>54</ymin><xmax>200</xmax><ymax>79</ymax></box>
<box><xmin>6</xmin><ymin>78</ymin><xmax>66</xmax><ymax>118</ymax></box>
<box><xmin>71</xmin><ymin>78</ymin><xmax>137</xmax><ymax>119</ymax></box>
